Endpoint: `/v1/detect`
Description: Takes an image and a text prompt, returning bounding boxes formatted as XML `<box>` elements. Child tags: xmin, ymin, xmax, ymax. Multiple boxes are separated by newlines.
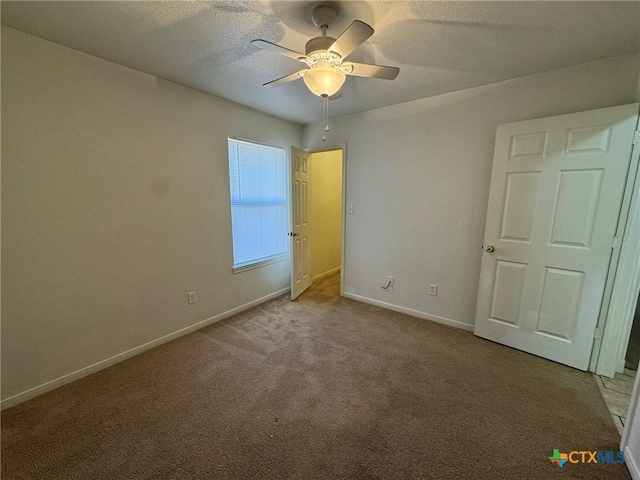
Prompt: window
<box><xmin>228</xmin><ymin>138</ymin><xmax>288</xmax><ymax>271</ymax></box>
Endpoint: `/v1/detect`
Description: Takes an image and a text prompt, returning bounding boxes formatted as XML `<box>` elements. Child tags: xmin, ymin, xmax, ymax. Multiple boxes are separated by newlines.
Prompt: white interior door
<box><xmin>474</xmin><ymin>103</ymin><xmax>639</xmax><ymax>370</ymax></box>
<box><xmin>290</xmin><ymin>147</ymin><xmax>312</xmax><ymax>300</ymax></box>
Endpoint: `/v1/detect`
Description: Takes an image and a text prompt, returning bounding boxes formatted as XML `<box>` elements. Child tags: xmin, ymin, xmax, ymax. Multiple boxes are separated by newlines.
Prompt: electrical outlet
<box><xmin>187</xmin><ymin>291</ymin><xmax>197</xmax><ymax>304</ymax></box>
<box><xmin>387</xmin><ymin>276</ymin><xmax>394</xmax><ymax>287</ymax></box>
<box><xmin>429</xmin><ymin>284</ymin><xmax>438</xmax><ymax>296</ymax></box>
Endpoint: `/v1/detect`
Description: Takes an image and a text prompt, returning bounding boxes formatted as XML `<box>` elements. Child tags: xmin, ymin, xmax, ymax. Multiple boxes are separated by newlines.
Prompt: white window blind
<box><xmin>228</xmin><ymin>138</ymin><xmax>288</xmax><ymax>270</ymax></box>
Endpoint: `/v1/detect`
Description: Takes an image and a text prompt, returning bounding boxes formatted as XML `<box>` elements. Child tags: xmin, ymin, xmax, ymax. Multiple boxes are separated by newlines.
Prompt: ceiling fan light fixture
<box><xmin>303</xmin><ymin>62</ymin><xmax>346</xmax><ymax>97</ymax></box>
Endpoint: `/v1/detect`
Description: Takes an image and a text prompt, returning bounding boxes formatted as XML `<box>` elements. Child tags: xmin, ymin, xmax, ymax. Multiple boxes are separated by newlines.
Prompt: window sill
<box><xmin>232</xmin><ymin>255</ymin><xmax>289</xmax><ymax>274</ymax></box>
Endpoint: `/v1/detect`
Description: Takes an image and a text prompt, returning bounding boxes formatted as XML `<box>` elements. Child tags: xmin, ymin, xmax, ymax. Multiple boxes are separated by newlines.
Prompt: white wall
<box><xmin>1</xmin><ymin>27</ymin><xmax>302</xmax><ymax>405</ymax></box>
<box><xmin>303</xmin><ymin>53</ymin><xmax>640</xmax><ymax>330</ymax></box>
<box><xmin>310</xmin><ymin>150</ymin><xmax>342</xmax><ymax>280</ymax></box>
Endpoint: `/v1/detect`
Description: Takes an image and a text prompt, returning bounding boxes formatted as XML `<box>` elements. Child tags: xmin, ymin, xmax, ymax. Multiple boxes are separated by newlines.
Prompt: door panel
<box><xmin>490</xmin><ymin>261</ymin><xmax>527</xmax><ymax>326</ymax></box>
<box><xmin>290</xmin><ymin>147</ymin><xmax>311</xmax><ymax>300</ymax></box>
<box><xmin>475</xmin><ymin>103</ymin><xmax>639</xmax><ymax>370</ymax></box>
<box><xmin>565</xmin><ymin>124</ymin><xmax>611</xmax><ymax>154</ymax></box>
<box><xmin>550</xmin><ymin>169</ymin><xmax>602</xmax><ymax>247</ymax></box>
<box><xmin>536</xmin><ymin>267</ymin><xmax>583</xmax><ymax>340</ymax></box>
<box><xmin>509</xmin><ymin>131</ymin><xmax>548</xmax><ymax>160</ymax></box>
<box><xmin>500</xmin><ymin>172</ymin><xmax>540</xmax><ymax>242</ymax></box>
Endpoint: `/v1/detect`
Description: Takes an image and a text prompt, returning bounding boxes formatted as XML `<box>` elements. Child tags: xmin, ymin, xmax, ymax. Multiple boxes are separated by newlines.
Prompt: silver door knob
<box><xmin>485</xmin><ymin>245</ymin><xmax>495</xmax><ymax>253</ymax></box>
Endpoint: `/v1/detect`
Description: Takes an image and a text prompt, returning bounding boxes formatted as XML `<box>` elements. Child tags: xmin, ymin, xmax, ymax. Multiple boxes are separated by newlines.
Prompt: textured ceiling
<box><xmin>2</xmin><ymin>1</ymin><xmax>639</xmax><ymax>124</ymax></box>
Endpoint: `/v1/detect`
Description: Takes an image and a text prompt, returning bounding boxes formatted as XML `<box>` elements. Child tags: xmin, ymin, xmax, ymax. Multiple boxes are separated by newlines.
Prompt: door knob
<box><xmin>485</xmin><ymin>245</ymin><xmax>495</xmax><ymax>253</ymax></box>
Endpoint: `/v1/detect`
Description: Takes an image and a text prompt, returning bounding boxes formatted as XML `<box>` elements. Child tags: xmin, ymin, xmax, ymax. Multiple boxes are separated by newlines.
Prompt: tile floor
<box><xmin>595</xmin><ymin>368</ymin><xmax>636</xmax><ymax>436</ymax></box>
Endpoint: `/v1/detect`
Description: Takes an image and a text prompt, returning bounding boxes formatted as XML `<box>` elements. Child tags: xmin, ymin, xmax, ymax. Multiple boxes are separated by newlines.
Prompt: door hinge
<box><xmin>611</xmin><ymin>235</ymin><xmax>622</xmax><ymax>250</ymax></box>
<box><xmin>633</xmin><ymin>130</ymin><xmax>640</xmax><ymax>145</ymax></box>
<box><xmin>594</xmin><ymin>327</ymin><xmax>603</xmax><ymax>342</ymax></box>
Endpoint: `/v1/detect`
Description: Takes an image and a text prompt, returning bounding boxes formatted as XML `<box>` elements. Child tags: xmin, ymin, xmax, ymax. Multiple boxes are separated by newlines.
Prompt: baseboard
<box><xmin>1</xmin><ymin>287</ymin><xmax>291</xmax><ymax>411</ymax></box>
<box><xmin>312</xmin><ymin>266</ymin><xmax>340</xmax><ymax>282</ymax></box>
<box><xmin>626</xmin><ymin>446</ymin><xmax>640</xmax><ymax>480</ymax></box>
<box><xmin>342</xmin><ymin>292</ymin><xmax>474</xmax><ymax>332</ymax></box>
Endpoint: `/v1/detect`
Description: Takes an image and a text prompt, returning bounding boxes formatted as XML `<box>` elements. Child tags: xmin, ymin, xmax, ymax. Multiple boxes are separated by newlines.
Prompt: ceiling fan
<box><xmin>250</xmin><ymin>4</ymin><xmax>399</xmax><ymax>100</ymax></box>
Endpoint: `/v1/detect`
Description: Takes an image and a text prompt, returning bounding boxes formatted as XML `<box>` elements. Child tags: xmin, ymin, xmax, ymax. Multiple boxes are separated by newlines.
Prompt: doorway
<box><xmin>625</xmin><ymin>298</ymin><xmax>640</xmax><ymax>371</ymax></box>
<box><xmin>308</xmin><ymin>148</ymin><xmax>344</xmax><ymax>295</ymax></box>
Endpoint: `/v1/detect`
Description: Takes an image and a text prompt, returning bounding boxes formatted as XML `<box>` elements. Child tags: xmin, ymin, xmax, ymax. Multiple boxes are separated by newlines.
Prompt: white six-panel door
<box><xmin>290</xmin><ymin>147</ymin><xmax>312</xmax><ymax>300</ymax></box>
<box><xmin>474</xmin><ymin>104</ymin><xmax>639</xmax><ymax>370</ymax></box>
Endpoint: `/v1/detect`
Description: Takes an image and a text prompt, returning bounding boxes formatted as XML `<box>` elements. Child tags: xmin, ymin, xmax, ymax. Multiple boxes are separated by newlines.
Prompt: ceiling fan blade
<box><xmin>251</xmin><ymin>39</ymin><xmax>307</xmax><ymax>61</ymax></box>
<box><xmin>342</xmin><ymin>62</ymin><xmax>400</xmax><ymax>80</ymax></box>
<box><xmin>328</xmin><ymin>20</ymin><xmax>374</xmax><ymax>59</ymax></box>
<box><xmin>263</xmin><ymin>70</ymin><xmax>308</xmax><ymax>88</ymax></box>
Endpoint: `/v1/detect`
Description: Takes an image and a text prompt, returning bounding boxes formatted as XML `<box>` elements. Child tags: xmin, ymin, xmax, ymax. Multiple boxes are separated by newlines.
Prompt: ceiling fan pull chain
<box><xmin>325</xmin><ymin>95</ymin><xmax>330</xmax><ymax>131</ymax></box>
<box><xmin>322</xmin><ymin>94</ymin><xmax>329</xmax><ymax>141</ymax></box>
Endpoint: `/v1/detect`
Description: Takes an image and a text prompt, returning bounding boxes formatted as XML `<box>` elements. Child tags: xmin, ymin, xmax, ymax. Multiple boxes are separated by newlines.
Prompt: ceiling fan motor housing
<box><xmin>305</xmin><ymin>36</ymin><xmax>337</xmax><ymax>56</ymax></box>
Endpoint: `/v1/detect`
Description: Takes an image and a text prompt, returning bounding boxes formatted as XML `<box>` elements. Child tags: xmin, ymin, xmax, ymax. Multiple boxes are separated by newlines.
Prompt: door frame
<box><xmin>303</xmin><ymin>143</ymin><xmax>347</xmax><ymax>297</ymax></box>
<box><xmin>594</xmin><ymin>121</ymin><xmax>640</xmax><ymax>376</ymax></box>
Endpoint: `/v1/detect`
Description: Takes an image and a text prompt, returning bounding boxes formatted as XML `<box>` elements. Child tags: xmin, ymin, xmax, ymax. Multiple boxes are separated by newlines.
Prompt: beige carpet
<box><xmin>1</xmin><ymin>273</ymin><xmax>630</xmax><ymax>479</ymax></box>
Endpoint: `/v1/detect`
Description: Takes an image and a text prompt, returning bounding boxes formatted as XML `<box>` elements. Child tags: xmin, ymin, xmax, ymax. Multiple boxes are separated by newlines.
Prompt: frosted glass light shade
<box><xmin>303</xmin><ymin>64</ymin><xmax>346</xmax><ymax>97</ymax></box>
